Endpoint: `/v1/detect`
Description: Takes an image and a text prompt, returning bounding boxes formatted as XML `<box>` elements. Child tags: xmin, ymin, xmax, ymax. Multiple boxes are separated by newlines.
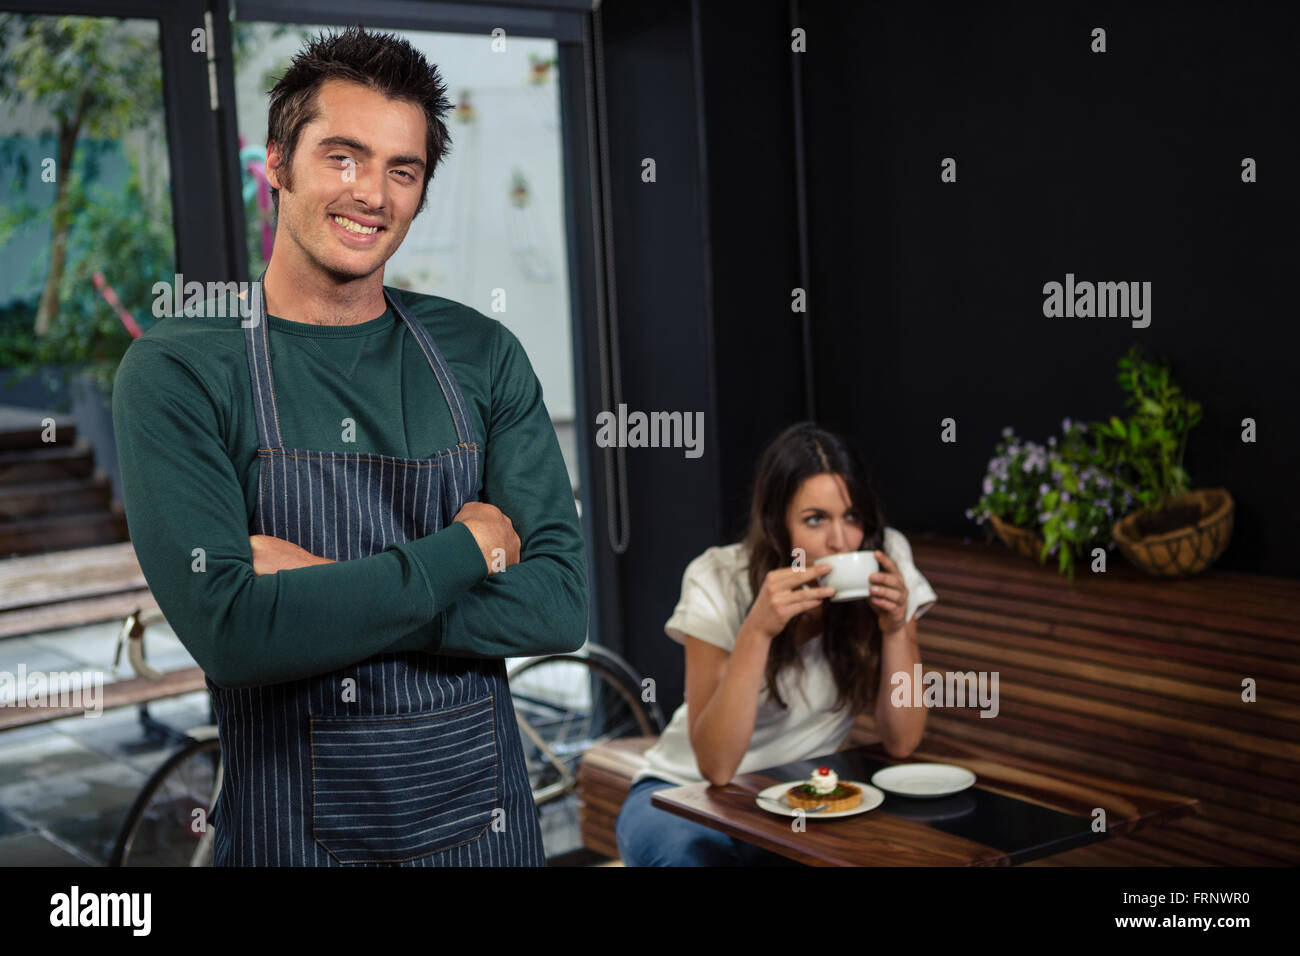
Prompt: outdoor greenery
<box><xmin>0</xmin><ymin>17</ymin><xmax>310</xmax><ymax>400</ymax></box>
<box><xmin>0</xmin><ymin>13</ymin><xmax>172</xmax><ymax>400</ymax></box>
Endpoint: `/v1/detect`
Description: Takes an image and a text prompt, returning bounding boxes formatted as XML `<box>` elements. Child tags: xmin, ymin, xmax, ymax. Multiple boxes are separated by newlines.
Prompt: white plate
<box><xmin>870</xmin><ymin>763</ymin><xmax>976</xmax><ymax>799</ymax></box>
<box><xmin>755</xmin><ymin>780</ymin><xmax>885</xmax><ymax>819</ymax></box>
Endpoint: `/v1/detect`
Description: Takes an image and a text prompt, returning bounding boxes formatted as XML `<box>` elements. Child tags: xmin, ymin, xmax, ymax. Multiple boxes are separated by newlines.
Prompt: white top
<box><xmin>635</xmin><ymin>528</ymin><xmax>939</xmax><ymax>786</ymax></box>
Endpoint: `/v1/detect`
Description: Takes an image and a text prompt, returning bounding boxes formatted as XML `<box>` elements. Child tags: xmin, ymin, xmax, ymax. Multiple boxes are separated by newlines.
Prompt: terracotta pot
<box><xmin>989</xmin><ymin>513</ymin><xmax>1045</xmax><ymax>562</ymax></box>
<box><xmin>1111</xmin><ymin>487</ymin><xmax>1234</xmax><ymax>577</ymax></box>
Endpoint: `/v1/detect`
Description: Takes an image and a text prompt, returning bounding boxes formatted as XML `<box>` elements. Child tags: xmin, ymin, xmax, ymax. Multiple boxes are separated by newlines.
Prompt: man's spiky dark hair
<box><xmin>265</xmin><ymin>25</ymin><xmax>453</xmax><ymax>217</ymax></box>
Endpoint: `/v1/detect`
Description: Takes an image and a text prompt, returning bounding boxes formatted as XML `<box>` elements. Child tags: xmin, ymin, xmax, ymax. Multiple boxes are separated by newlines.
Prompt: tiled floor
<box><xmin>0</xmin><ymin>614</ymin><xmax>212</xmax><ymax>865</ymax></box>
<box><xmin>0</xmin><ymin>620</ymin><xmax>618</xmax><ymax>866</ymax></box>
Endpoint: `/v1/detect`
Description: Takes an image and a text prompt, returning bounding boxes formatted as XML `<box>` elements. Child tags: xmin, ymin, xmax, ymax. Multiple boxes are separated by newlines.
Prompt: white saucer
<box><xmin>829</xmin><ymin>588</ymin><xmax>871</xmax><ymax>602</ymax></box>
<box><xmin>755</xmin><ymin>780</ymin><xmax>884</xmax><ymax>819</ymax></box>
<box><xmin>870</xmin><ymin>763</ymin><xmax>976</xmax><ymax>799</ymax></box>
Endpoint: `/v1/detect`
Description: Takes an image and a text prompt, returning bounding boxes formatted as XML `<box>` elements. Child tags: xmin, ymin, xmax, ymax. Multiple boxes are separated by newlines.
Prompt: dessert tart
<box><xmin>786</xmin><ymin>766</ymin><xmax>862</xmax><ymax>812</ymax></box>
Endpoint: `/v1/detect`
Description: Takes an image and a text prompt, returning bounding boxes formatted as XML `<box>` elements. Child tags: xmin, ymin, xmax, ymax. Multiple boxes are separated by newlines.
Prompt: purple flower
<box><xmin>1062</xmin><ymin>417</ymin><xmax>1072</xmax><ymax>432</ymax></box>
<box><xmin>1061</xmin><ymin>491</ymin><xmax>1070</xmax><ymax>503</ymax></box>
<box><xmin>1038</xmin><ymin>512</ymin><xmax>1051</xmax><ymax>524</ymax></box>
<box><xmin>1002</xmin><ymin>427</ymin><xmax>1014</xmax><ymax>438</ymax></box>
<box><xmin>983</xmin><ymin>476</ymin><xmax>993</xmax><ymax>495</ymax></box>
<box><xmin>1066</xmin><ymin>519</ymin><xmax>1076</xmax><ymax>531</ymax></box>
<box><xmin>1039</xmin><ymin>483</ymin><xmax>1050</xmax><ymax>496</ymax></box>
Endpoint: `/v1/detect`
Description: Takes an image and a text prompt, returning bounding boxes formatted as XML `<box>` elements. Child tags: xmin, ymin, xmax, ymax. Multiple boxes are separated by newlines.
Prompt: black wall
<box><xmin>799</xmin><ymin>0</ymin><xmax>1300</xmax><ymax>572</ymax></box>
<box><xmin>597</xmin><ymin>0</ymin><xmax>808</xmax><ymax>714</ymax></box>
<box><xmin>597</xmin><ymin>0</ymin><xmax>1299</xmax><ymax>717</ymax></box>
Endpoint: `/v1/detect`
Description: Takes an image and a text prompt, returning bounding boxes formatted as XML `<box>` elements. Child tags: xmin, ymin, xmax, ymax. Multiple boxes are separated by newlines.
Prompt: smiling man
<box><xmin>112</xmin><ymin>27</ymin><xmax>588</xmax><ymax>867</ymax></box>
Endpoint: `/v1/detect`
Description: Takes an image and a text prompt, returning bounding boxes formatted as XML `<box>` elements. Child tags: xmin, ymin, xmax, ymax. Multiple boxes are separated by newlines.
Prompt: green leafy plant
<box><xmin>1038</xmin><ymin>423</ymin><xmax>1135</xmax><ymax>581</ymax></box>
<box><xmin>0</xmin><ymin>13</ymin><xmax>172</xmax><ymax>401</ymax></box>
<box><xmin>1087</xmin><ymin>344</ymin><xmax>1202</xmax><ymax>521</ymax></box>
<box><xmin>967</xmin><ymin>427</ymin><xmax>1048</xmax><ymax>531</ymax></box>
<box><xmin>0</xmin><ymin>149</ymin><xmax>173</xmax><ymax>400</ymax></box>
<box><xmin>0</xmin><ymin>13</ymin><xmax>164</xmax><ymax>338</ymax></box>
<box><xmin>969</xmin><ymin>421</ymin><xmax>1134</xmax><ymax>582</ymax></box>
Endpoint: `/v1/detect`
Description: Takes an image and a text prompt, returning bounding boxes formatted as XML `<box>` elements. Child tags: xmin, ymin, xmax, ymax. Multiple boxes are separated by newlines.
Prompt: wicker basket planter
<box><xmin>1111</xmin><ymin>487</ymin><xmax>1234</xmax><ymax>577</ymax></box>
<box><xmin>989</xmin><ymin>513</ymin><xmax>1045</xmax><ymax>561</ymax></box>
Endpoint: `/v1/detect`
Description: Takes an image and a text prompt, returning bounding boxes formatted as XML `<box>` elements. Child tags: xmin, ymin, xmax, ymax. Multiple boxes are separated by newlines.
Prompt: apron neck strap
<box><xmin>385</xmin><ymin>287</ymin><xmax>477</xmax><ymax>449</ymax></box>
<box><xmin>242</xmin><ymin>272</ymin><xmax>477</xmax><ymax>451</ymax></box>
<box><xmin>243</xmin><ymin>271</ymin><xmax>282</xmax><ymax>451</ymax></box>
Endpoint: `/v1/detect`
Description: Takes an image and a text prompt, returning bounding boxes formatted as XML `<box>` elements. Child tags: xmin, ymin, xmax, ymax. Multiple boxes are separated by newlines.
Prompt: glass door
<box><xmin>0</xmin><ymin>0</ymin><xmax>223</xmax><ymax>544</ymax></box>
<box><xmin>228</xmin><ymin>18</ymin><xmax>578</xmax><ymax>477</ymax></box>
<box><xmin>220</xmin><ymin>2</ymin><xmax>612</xmax><ymax>666</ymax></box>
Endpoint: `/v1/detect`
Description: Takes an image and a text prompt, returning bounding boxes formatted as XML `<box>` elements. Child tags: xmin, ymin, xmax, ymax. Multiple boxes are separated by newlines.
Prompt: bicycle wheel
<box><xmin>110</xmin><ymin>736</ymin><xmax>222</xmax><ymax>867</ymax></box>
<box><xmin>507</xmin><ymin>645</ymin><xmax>660</xmax><ymax>860</ymax></box>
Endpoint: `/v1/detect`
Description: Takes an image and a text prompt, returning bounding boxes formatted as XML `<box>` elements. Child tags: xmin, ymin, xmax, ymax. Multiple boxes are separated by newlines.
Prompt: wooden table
<box><xmin>650</xmin><ymin>738</ymin><xmax>1200</xmax><ymax>866</ymax></box>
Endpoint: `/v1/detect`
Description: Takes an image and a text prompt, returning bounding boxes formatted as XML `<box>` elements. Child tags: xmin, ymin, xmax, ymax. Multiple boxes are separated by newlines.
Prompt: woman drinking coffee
<box><xmin>615</xmin><ymin>421</ymin><xmax>938</xmax><ymax>866</ymax></box>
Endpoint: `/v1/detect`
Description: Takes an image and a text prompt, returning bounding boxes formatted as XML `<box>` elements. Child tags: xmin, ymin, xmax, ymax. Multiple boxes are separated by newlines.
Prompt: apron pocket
<box><xmin>310</xmin><ymin>695</ymin><xmax>498</xmax><ymax>864</ymax></box>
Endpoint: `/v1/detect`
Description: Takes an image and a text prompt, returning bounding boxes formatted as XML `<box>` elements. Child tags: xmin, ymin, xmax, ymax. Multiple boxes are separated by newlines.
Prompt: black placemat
<box><xmin>763</xmin><ymin>750</ymin><xmax>1107</xmax><ymax>864</ymax></box>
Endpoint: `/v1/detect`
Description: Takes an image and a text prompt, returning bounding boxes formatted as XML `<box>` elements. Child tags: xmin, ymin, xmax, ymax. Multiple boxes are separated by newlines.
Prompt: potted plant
<box><xmin>1036</xmin><ymin>420</ymin><xmax>1137</xmax><ymax>582</ymax></box>
<box><xmin>968</xmin><ymin>421</ymin><xmax>1133</xmax><ymax>582</ymax></box>
<box><xmin>969</xmin><ymin>428</ymin><xmax>1049</xmax><ymax>560</ymax></box>
<box><xmin>1087</xmin><ymin>345</ymin><xmax>1232</xmax><ymax>577</ymax></box>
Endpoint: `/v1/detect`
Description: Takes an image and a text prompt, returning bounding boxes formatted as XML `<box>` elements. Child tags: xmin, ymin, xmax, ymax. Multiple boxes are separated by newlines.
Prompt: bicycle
<box><xmin>107</xmin><ymin>608</ymin><xmax>221</xmax><ymax>867</ymax></box>
<box><xmin>109</xmin><ymin>608</ymin><xmax>663</xmax><ymax>866</ymax></box>
<box><xmin>508</xmin><ymin>643</ymin><xmax>665</xmax><ymax>860</ymax></box>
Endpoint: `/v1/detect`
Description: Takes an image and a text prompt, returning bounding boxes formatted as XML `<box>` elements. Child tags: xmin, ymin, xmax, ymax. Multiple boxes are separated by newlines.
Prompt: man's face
<box><xmin>266</xmin><ymin>78</ymin><xmax>427</xmax><ymax>282</ymax></box>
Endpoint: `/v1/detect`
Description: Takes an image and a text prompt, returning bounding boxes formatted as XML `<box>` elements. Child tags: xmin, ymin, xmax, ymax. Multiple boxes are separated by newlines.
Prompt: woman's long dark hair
<box><xmin>741</xmin><ymin>422</ymin><xmax>886</xmax><ymax>715</ymax></box>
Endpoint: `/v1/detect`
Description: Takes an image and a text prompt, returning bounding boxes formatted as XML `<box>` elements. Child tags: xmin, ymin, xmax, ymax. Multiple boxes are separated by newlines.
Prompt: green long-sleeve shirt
<box><xmin>111</xmin><ymin>287</ymin><xmax>588</xmax><ymax>689</ymax></box>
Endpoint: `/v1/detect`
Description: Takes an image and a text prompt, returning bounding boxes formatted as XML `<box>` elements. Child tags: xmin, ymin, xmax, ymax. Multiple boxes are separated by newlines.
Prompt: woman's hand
<box><xmin>745</xmin><ymin>564</ymin><xmax>836</xmax><ymax>639</ymax></box>
<box><xmin>869</xmin><ymin>549</ymin><xmax>909</xmax><ymax>635</ymax></box>
<box><xmin>249</xmin><ymin>534</ymin><xmax>335</xmax><ymax>576</ymax></box>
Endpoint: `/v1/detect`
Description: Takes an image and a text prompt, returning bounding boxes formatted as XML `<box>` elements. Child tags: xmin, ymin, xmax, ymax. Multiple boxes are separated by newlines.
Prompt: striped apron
<box><xmin>207</xmin><ymin>279</ymin><xmax>546</xmax><ymax>866</ymax></box>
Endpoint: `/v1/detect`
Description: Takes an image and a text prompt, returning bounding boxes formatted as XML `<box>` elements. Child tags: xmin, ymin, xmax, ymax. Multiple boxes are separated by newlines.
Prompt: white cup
<box><xmin>816</xmin><ymin>551</ymin><xmax>879</xmax><ymax>602</ymax></box>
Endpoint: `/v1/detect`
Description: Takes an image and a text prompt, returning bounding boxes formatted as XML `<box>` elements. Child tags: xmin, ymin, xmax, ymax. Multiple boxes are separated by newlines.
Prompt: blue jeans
<box><xmin>615</xmin><ymin>776</ymin><xmax>805</xmax><ymax>867</ymax></box>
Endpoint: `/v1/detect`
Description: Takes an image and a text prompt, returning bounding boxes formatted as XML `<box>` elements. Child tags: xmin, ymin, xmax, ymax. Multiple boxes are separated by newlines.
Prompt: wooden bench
<box><xmin>577</xmin><ymin>534</ymin><xmax>1300</xmax><ymax>865</ymax></box>
<box><xmin>0</xmin><ymin>542</ymin><xmax>157</xmax><ymax>639</ymax></box>
<box><xmin>0</xmin><ymin>666</ymin><xmax>208</xmax><ymax>731</ymax></box>
<box><xmin>0</xmin><ymin>542</ymin><xmax>206</xmax><ymax>731</ymax></box>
